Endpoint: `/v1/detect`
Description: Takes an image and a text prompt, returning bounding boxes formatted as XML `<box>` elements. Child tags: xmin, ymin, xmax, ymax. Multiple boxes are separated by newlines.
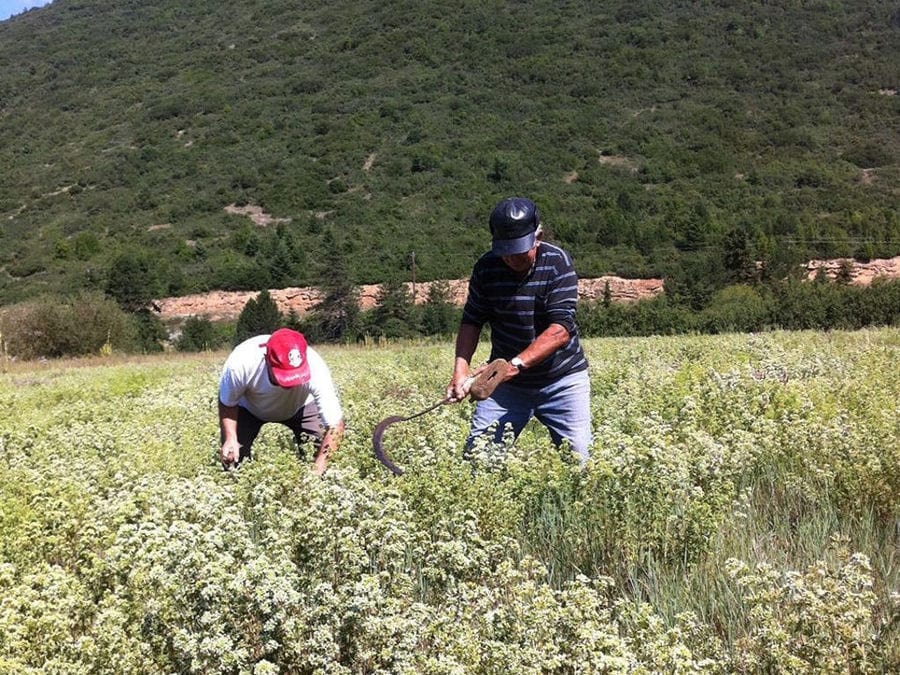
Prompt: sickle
<box><xmin>372</xmin><ymin>372</ymin><xmax>479</xmax><ymax>476</ymax></box>
<box><xmin>371</xmin><ymin>398</ymin><xmax>449</xmax><ymax>476</ymax></box>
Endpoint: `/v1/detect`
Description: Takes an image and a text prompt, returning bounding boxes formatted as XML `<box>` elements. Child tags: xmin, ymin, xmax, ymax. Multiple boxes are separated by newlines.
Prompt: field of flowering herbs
<box><xmin>0</xmin><ymin>328</ymin><xmax>898</xmax><ymax>673</ymax></box>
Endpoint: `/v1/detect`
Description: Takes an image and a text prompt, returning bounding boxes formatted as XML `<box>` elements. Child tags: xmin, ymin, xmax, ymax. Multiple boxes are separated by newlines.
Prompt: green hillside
<box><xmin>1</xmin><ymin>0</ymin><xmax>898</xmax><ymax>303</ymax></box>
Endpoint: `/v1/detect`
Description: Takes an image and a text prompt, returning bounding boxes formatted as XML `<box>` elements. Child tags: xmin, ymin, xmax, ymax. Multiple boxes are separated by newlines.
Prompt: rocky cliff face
<box><xmin>803</xmin><ymin>256</ymin><xmax>900</xmax><ymax>284</ymax></box>
<box><xmin>156</xmin><ymin>276</ymin><xmax>664</xmax><ymax>322</ymax></box>
<box><xmin>155</xmin><ymin>256</ymin><xmax>899</xmax><ymax>323</ymax></box>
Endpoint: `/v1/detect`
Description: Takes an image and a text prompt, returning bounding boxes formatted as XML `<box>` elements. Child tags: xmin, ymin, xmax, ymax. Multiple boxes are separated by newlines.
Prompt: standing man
<box><xmin>219</xmin><ymin>328</ymin><xmax>344</xmax><ymax>475</ymax></box>
<box><xmin>446</xmin><ymin>197</ymin><xmax>591</xmax><ymax>466</ymax></box>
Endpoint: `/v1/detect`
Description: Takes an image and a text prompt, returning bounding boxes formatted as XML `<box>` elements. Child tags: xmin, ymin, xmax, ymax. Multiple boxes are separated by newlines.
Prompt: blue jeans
<box><xmin>466</xmin><ymin>368</ymin><xmax>592</xmax><ymax>466</ymax></box>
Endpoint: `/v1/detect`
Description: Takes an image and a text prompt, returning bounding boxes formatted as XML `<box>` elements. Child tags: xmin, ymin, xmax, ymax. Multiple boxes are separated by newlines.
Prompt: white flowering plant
<box><xmin>0</xmin><ymin>330</ymin><xmax>897</xmax><ymax>672</ymax></box>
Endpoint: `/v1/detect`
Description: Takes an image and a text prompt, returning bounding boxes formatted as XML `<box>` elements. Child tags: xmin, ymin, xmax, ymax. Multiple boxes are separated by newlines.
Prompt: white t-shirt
<box><xmin>218</xmin><ymin>334</ymin><xmax>343</xmax><ymax>426</ymax></box>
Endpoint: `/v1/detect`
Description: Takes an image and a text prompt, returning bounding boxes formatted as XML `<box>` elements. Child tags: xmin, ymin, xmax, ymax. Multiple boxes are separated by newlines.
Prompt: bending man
<box><xmin>219</xmin><ymin>328</ymin><xmax>344</xmax><ymax>475</ymax></box>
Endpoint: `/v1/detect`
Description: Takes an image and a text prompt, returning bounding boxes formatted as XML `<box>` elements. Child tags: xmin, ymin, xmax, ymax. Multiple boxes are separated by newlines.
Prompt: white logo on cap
<box><xmin>288</xmin><ymin>347</ymin><xmax>303</xmax><ymax>368</ymax></box>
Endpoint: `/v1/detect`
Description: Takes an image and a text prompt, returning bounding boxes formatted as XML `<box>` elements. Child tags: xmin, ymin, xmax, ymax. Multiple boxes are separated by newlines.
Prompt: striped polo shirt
<box><xmin>461</xmin><ymin>242</ymin><xmax>589</xmax><ymax>387</ymax></box>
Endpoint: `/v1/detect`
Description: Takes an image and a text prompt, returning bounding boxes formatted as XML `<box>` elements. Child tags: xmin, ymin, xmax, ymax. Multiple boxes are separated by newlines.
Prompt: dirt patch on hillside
<box><xmin>224</xmin><ymin>204</ymin><xmax>291</xmax><ymax>227</ymax></box>
<box><xmin>597</xmin><ymin>152</ymin><xmax>639</xmax><ymax>172</ymax></box>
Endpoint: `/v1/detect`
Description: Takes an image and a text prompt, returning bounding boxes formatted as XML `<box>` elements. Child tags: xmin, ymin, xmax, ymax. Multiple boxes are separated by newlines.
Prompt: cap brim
<box><xmin>492</xmin><ymin>231</ymin><xmax>536</xmax><ymax>256</ymax></box>
<box><xmin>270</xmin><ymin>365</ymin><xmax>310</xmax><ymax>387</ymax></box>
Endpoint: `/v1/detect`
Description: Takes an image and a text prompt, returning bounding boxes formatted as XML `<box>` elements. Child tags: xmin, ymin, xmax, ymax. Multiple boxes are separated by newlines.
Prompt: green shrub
<box><xmin>0</xmin><ymin>292</ymin><xmax>139</xmax><ymax>359</ymax></box>
<box><xmin>127</xmin><ymin>309</ymin><xmax>166</xmax><ymax>353</ymax></box>
<box><xmin>579</xmin><ymin>296</ymin><xmax>696</xmax><ymax>337</ymax></box>
<box><xmin>699</xmin><ymin>285</ymin><xmax>771</xmax><ymax>333</ymax></box>
<box><xmin>105</xmin><ymin>249</ymin><xmax>164</xmax><ymax>313</ymax></box>
<box><xmin>421</xmin><ymin>281</ymin><xmax>462</xmax><ymax>336</ymax></box>
<box><xmin>175</xmin><ymin>316</ymin><xmax>228</xmax><ymax>352</ymax></box>
<box><xmin>727</xmin><ymin>552</ymin><xmax>882</xmax><ymax>672</ymax></box>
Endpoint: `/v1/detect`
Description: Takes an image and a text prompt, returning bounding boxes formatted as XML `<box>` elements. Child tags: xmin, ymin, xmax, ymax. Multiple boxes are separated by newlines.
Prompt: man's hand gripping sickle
<box><xmin>374</xmin><ymin>360</ymin><xmax>509</xmax><ymax>477</ymax></box>
<box><xmin>446</xmin><ymin>358</ymin><xmax>511</xmax><ymax>403</ymax></box>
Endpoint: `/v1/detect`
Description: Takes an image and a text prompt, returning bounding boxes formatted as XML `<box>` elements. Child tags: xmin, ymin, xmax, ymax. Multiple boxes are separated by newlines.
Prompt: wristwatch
<box><xmin>510</xmin><ymin>356</ymin><xmax>526</xmax><ymax>372</ymax></box>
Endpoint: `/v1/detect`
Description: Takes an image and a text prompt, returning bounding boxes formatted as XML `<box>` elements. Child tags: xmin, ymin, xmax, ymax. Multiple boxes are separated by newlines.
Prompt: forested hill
<box><xmin>1</xmin><ymin>0</ymin><xmax>897</xmax><ymax>305</ymax></box>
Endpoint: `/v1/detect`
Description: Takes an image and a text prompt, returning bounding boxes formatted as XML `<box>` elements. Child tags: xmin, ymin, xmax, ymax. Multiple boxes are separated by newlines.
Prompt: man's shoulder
<box><xmin>305</xmin><ymin>345</ymin><xmax>325</xmax><ymax>366</ymax></box>
<box><xmin>472</xmin><ymin>250</ymin><xmax>499</xmax><ymax>270</ymax></box>
<box><xmin>539</xmin><ymin>242</ymin><xmax>572</xmax><ymax>260</ymax></box>
<box><xmin>305</xmin><ymin>346</ymin><xmax>337</xmax><ymax>390</ymax></box>
<box><xmin>225</xmin><ymin>335</ymin><xmax>269</xmax><ymax>368</ymax></box>
<box><xmin>538</xmin><ymin>243</ymin><xmax>576</xmax><ymax>271</ymax></box>
<box><xmin>235</xmin><ymin>333</ymin><xmax>271</xmax><ymax>350</ymax></box>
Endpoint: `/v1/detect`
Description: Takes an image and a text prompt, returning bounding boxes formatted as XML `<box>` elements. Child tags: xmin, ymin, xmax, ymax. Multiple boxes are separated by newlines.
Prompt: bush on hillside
<box><xmin>578</xmin><ymin>295</ymin><xmax>696</xmax><ymax>337</ymax></box>
<box><xmin>421</xmin><ymin>280</ymin><xmax>461</xmax><ymax>336</ymax></box>
<box><xmin>366</xmin><ymin>280</ymin><xmax>420</xmax><ymax>339</ymax></box>
<box><xmin>132</xmin><ymin>310</ymin><xmax>168</xmax><ymax>354</ymax></box>
<box><xmin>0</xmin><ymin>292</ymin><xmax>139</xmax><ymax>359</ymax></box>
<box><xmin>578</xmin><ymin>279</ymin><xmax>900</xmax><ymax>338</ymax></box>
<box><xmin>175</xmin><ymin>316</ymin><xmax>230</xmax><ymax>352</ymax></box>
<box><xmin>105</xmin><ymin>250</ymin><xmax>164</xmax><ymax>313</ymax></box>
<box><xmin>699</xmin><ymin>285</ymin><xmax>772</xmax><ymax>334</ymax></box>
<box><xmin>844</xmin><ymin>278</ymin><xmax>900</xmax><ymax>327</ymax></box>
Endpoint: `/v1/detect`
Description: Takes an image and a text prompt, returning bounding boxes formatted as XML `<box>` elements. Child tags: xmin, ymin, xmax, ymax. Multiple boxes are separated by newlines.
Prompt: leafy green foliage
<box><xmin>132</xmin><ymin>309</ymin><xmax>168</xmax><ymax>353</ymax></box>
<box><xmin>577</xmin><ymin>279</ymin><xmax>900</xmax><ymax>337</ymax></box>
<box><xmin>0</xmin><ymin>0</ymin><xmax>896</xmax><ymax>303</ymax></box>
<box><xmin>302</xmin><ymin>230</ymin><xmax>362</xmax><ymax>343</ymax></box>
<box><xmin>0</xmin><ymin>291</ymin><xmax>139</xmax><ymax>358</ymax></box>
<box><xmin>367</xmin><ymin>279</ymin><xmax>419</xmax><ymax>339</ymax></box>
<box><xmin>174</xmin><ymin>315</ymin><xmax>229</xmax><ymax>352</ymax></box>
<box><xmin>105</xmin><ymin>249</ymin><xmax>163</xmax><ymax>313</ymax></box>
<box><xmin>421</xmin><ymin>280</ymin><xmax>461</xmax><ymax>336</ymax></box>
<box><xmin>233</xmin><ymin>289</ymin><xmax>283</xmax><ymax>345</ymax></box>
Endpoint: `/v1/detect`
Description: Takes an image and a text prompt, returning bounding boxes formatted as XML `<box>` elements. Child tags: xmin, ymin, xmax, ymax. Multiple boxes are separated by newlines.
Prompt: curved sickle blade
<box><xmin>371</xmin><ymin>395</ymin><xmax>454</xmax><ymax>476</ymax></box>
<box><xmin>372</xmin><ymin>415</ymin><xmax>407</xmax><ymax>476</ymax></box>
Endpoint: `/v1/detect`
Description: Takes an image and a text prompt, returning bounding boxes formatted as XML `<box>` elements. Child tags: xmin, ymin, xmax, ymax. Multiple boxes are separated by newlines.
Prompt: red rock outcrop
<box><xmin>155</xmin><ymin>256</ymin><xmax>899</xmax><ymax>322</ymax></box>
<box><xmin>804</xmin><ymin>256</ymin><xmax>900</xmax><ymax>285</ymax></box>
<box><xmin>156</xmin><ymin>276</ymin><xmax>663</xmax><ymax>322</ymax></box>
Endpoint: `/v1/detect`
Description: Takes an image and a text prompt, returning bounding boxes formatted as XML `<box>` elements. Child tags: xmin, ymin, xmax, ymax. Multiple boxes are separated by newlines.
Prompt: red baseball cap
<box><xmin>264</xmin><ymin>328</ymin><xmax>311</xmax><ymax>387</ymax></box>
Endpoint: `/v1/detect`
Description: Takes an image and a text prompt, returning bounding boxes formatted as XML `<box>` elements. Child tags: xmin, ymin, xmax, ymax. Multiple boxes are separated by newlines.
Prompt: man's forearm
<box><xmin>218</xmin><ymin>401</ymin><xmax>239</xmax><ymax>441</ymax></box>
<box><xmin>312</xmin><ymin>419</ymin><xmax>345</xmax><ymax>475</ymax></box>
<box><xmin>454</xmin><ymin>322</ymin><xmax>482</xmax><ymax>373</ymax></box>
<box><xmin>319</xmin><ymin>420</ymin><xmax>345</xmax><ymax>456</ymax></box>
<box><xmin>516</xmin><ymin>323</ymin><xmax>570</xmax><ymax>368</ymax></box>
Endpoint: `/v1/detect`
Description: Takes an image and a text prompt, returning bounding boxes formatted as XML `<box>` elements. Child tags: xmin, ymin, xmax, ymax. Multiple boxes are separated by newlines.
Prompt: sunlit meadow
<box><xmin>1</xmin><ymin>329</ymin><xmax>897</xmax><ymax>673</ymax></box>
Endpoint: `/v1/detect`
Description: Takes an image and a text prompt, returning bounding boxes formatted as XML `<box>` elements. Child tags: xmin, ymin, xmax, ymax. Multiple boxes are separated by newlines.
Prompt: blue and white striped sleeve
<box><xmin>545</xmin><ymin>253</ymin><xmax>579</xmax><ymax>334</ymax></box>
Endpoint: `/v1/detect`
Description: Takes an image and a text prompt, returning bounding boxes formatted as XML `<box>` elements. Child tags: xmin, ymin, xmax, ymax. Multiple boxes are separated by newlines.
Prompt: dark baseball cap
<box><xmin>489</xmin><ymin>197</ymin><xmax>540</xmax><ymax>256</ymax></box>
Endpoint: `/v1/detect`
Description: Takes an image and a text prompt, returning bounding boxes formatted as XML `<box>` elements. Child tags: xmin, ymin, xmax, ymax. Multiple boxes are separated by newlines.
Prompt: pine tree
<box><xmin>233</xmin><ymin>289</ymin><xmax>283</xmax><ymax>345</ymax></box>
<box><xmin>722</xmin><ymin>227</ymin><xmax>756</xmax><ymax>284</ymax></box>
<box><xmin>371</xmin><ymin>279</ymin><xmax>418</xmax><ymax>338</ymax></box>
<box><xmin>308</xmin><ymin>230</ymin><xmax>360</xmax><ymax>342</ymax></box>
<box><xmin>175</xmin><ymin>316</ymin><xmax>219</xmax><ymax>352</ymax></box>
<box><xmin>105</xmin><ymin>249</ymin><xmax>162</xmax><ymax>313</ymax></box>
<box><xmin>421</xmin><ymin>280</ymin><xmax>459</xmax><ymax>335</ymax></box>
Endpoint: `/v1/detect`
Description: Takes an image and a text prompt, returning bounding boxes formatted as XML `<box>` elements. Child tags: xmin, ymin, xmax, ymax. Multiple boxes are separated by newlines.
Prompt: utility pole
<box><xmin>410</xmin><ymin>250</ymin><xmax>417</xmax><ymax>303</ymax></box>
